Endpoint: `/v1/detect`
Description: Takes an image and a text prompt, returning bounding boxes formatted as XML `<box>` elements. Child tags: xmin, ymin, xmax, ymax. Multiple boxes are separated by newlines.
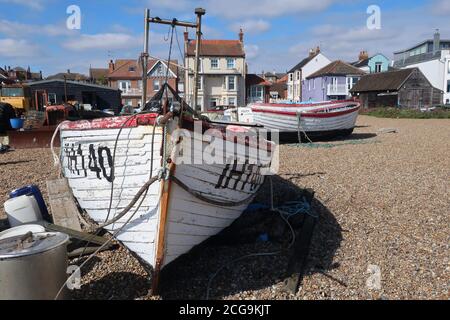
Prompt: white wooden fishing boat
<box><xmin>58</xmin><ymin>107</ymin><xmax>275</xmax><ymax>286</ymax></box>
<box><xmin>249</xmin><ymin>100</ymin><xmax>360</xmax><ymax>138</ymax></box>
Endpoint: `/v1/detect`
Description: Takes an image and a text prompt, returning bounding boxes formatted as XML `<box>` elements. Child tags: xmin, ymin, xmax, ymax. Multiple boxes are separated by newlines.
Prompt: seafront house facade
<box><xmin>302</xmin><ymin>60</ymin><xmax>365</xmax><ymax>101</ymax></box>
<box><xmin>393</xmin><ymin>30</ymin><xmax>450</xmax><ymax>104</ymax></box>
<box><xmin>184</xmin><ymin>30</ymin><xmax>246</xmax><ymax>111</ymax></box>
<box><xmin>351</xmin><ymin>51</ymin><xmax>391</xmax><ymax>73</ymax></box>
<box><xmin>286</xmin><ymin>47</ymin><xmax>331</xmax><ymax>102</ymax></box>
<box><xmin>107</xmin><ymin>58</ymin><xmax>178</xmax><ymax>108</ymax></box>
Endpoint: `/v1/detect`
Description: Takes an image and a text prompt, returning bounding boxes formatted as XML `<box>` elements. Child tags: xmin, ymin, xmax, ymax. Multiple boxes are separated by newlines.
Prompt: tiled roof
<box><xmin>246</xmin><ymin>74</ymin><xmax>271</xmax><ymax>87</ymax></box>
<box><xmin>306</xmin><ymin>60</ymin><xmax>366</xmax><ymax>79</ymax></box>
<box><xmin>351</xmin><ymin>58</ymin><xmax>370</xmax><ymax>68</ymax></box>
<box><xmin>186</xmin><ymin>40</ymin><xmax>245</xmax><ymax>57</ymax></box>
<box><xmin>46</xmin><ymin>72</ymin><xmax>89</xmax><ymax>81</ymax></box>
<box><xmin>288</xmin><ymin>52</ymin><xmax>320</xmax><ymax>74</ymax></box>
<box><xmin>350</xmin><ymin>68</ymin><xmax>416</xmax><ymax>92</ymax></box>
<box><xmin>89</xmin><ymin>68</ymin><xmax>109</xmax><ymax>79</ymax></box>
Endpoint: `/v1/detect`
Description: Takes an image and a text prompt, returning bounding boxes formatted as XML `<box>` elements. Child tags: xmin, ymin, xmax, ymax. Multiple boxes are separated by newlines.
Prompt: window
<box><xmin>48</xmin><ymin>93</ymin><xmax>57</xmax><ymax>105</ymax></box>
<box><xmin>227</xmin><ymin>58</ymin><xmax>235</xmax><ymax>69</ymax></box>
<box><xmin>448</xmin><ymin>61</ymin><xmax>450</xmax><ymax>73</ymax></box>
<box><xmin>210</xmin><ymin>97</ymin><xmax>218</xmax><ymax>108</ymax></box>
<box><xmin>138</xmin><ymin>80</ymin><xmax>143</xmax><ymax>90</ymax></box>
<box><xmin>308</xmin><ymin>80</ymin><xmax>311</xmax><ymax>91</ymax></box>
<box><xmin>128</xmin><ymin>66</ymin><xmax>136</xmax><ymax>72</ymax></box>
<box><xmin>313</xmin><ymin>79</ymin><xmax>316</xmax><ymax>89</ymax></box>
<box><xmin>228</xmin><ymin>97</ymin><xmax>236</xmax><ymax>106</ymax></box>
<box><xmin>289</xmin><ymin>73</ymin><xmax>293</xmax><ymax>82</ymax></box>
<box><xmin>210</xmin><ymin>58</ymin><xmax>219</xmax><ymax>69</ymax></box>
<box><xmin>250</xmin><ymin>86</ymin><xmax>263</xmax><ymax>102</ymax></box>
<box><xmin>119</xmin><ymin>80</ymin><xmax>131</xmax><ymax>92</ymax></box>
<box><xmin>375</xmin><ymin>62</ymin><xmax>382</xmax><ymax>73</ymax></box>
<box><xmin>153</xmin><ymin>80</ymin><xmax>160</xmax><ymax>91</ymax></box>
<box><xmin>296</xmin><ymin>71</ymin><xmax>300</xmax><ymax>81</ymax></box>
<box><xmin>288</xmin><ymin>85</ymin><xmax>292</xmax><ymax>97</ymax></box>
<box><xmin>228</xmin><ymin>76</ymin><xmax>236</xmax><ymax>91</ymax></box>
<box><xmin>447</xmin><ymin>80</ymin><xmax>450</xmax><ymax>93</ymax></box>
<box><xmin>197</xmin><ymin>76</ymin><xmax>203</xmax><ymax>90</ymax></box>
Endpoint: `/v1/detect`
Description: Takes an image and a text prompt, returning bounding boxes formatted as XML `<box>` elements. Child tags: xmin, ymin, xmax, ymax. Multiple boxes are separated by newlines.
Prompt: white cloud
<box><xmin>0</xmin><ymin>38</ymin><xmax>40</xmax><ymax>57</ymax></box>
<box><xmin>431</xmin><ymin>0</ymin><xmax>450</xmax><ymax>15</ymax></box>
<box><xmin>245</xmin><ymin>44</ymin><xmax>259</xmax><ymax>59</ymax></box>
<box><xmin>231</xmin><ymin>20</ymin><xmax>270</xmax><ymax>35</ymax></box>
<box><xmin>62</xmin><ymin>33</ymin><xmax>141</xmax><ymax>51</ymax></box>
<box><xmin>0</xmin><ymin>19</ymin><xmax>76</xmax><ymax>37</ymax></box>
<box><xmin>0</xmin><ymin>0</ymin><xmax>46</xmax><ymax>10</ymax></box>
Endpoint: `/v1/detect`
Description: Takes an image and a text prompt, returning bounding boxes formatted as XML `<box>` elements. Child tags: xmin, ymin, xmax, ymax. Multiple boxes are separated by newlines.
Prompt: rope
<box><xmin>170</xmin><ymin>175</ymin><xmax>264</xmax><ymax>208</ymax></box>
<box><xmin>205</xmin><ymin>177</ymin><xmax>313</xmax><ymax>300</ymax></box>
<box><xmin>290</xmin><ymin>139</ymin><xmax>380</xmax><ymax>149</ymax></box>
<box><xmin>296</xmin><ymin>112</ymin><xmax>313</xmax><ymax>144</ymax></box>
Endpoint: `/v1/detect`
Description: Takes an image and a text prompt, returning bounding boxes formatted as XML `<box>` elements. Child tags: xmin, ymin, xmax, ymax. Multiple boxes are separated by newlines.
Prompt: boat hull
<box><xmin>59</xmin><ymin>115</ymin><xmax>273</xmax><ymax>269</ymax></box>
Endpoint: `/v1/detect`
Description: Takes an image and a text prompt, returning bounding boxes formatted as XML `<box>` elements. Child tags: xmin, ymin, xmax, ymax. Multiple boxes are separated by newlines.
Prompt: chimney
<box><xmin>239</xmin><ymin>28</ymin><xmax>244</xmax><ymax>43</ymax></box>
<box><xmin>39</xmin><ymin>70</ymin><xmax>42</xmax><ymax>79</ymax></box>
<box><xmin>316</xmin><ymin>46</ymin><xmax>320</xmax><ymax>54</ymax></box>
<box><xmin>433</xmin><ymin>29</ymin><xmax>440</xmax><ymax>53</ymax></box>
<box><xmin>108</xmin><ymin>60</ymin><xmax>115</xmax><ymax>73</ymax></box>
<box><xmin>309</xmin><ymin>48</ymin><xmax>315</xmax><ymax>57</ymax></box>
<box><xmin>67</xmin><ymin>69</ymin><xmax>71</xmax><ymax>74</ymax></box>
<box><xmin>358</xmin><ymin>50</ymin><xmax>369</xmax><ymax>61</ymax></box>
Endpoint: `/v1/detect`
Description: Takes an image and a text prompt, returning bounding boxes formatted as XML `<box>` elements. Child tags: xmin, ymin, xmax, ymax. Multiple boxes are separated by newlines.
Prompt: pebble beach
<box><xmin>1</xmin><ymin>115</ymin><xmax>449</xmax><ymax>300</ymax></box>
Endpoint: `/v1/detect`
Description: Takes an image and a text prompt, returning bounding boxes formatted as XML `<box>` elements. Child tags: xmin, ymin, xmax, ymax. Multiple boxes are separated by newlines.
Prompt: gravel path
<box><xmin>0</xmin><ymin>115</ymin><xmax>448</xmax><ymax>300</ymax></box>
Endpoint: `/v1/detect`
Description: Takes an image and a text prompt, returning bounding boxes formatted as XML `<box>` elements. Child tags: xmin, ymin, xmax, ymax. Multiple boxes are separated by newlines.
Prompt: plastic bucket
<box><xmin>10</xmin><ymin>118</ymin><xmax>24</xmax><ymax>129</ymax></box>
<box><xmin>10</xmin><ymin>185</ymin><xmax>52</xmax><ymax>222</ymax></box>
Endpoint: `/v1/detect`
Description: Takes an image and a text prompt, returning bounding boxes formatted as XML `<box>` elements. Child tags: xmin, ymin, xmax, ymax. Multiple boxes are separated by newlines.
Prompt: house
<box><xmin>260</xmin><ymin>71</ymin><xmax>286</xmax><ymax>84</ymax></box>
<box><xmin>246</xmin><ymin>74</ymin><xmax>271</xmax><ymax>103</ymax></box>
<box><xmin>47</xmin><ymin>70</ymin><xmax>89</xmax><ymax>82</ymax></box>
<box><xmin>5</xmin><ymin>66</ymin><xmax>42</xmax><ymax>82</ymax></box>
<box><xmin>393</xmin><ymin>30</ymin><xmax>450</xmax><ymax>104</ymax></box>
<box><xmin>351</xmin><ymin>51</ymin><xmax>391</xmax><ymax>73</ymax></box>
<box><xmin>27</xmin><ymin>79</ymin><xmax>121</xmax><ymax>111</ymax></box>
<box><xmin>0</xmin><ymin>67</ymin><xmax>14</xmax><ymax>85</ymax></box>
<box><xmin>184</xmin><ymin>30</ymin><xmax>246</xmax><ymax>111</ymax></box>
<box><xmin>286</xmin><ymin>47</ymin><xmax>331</xmax><ymax>101</ymax></box>
<box><xmin>350</xmin><ymin>68</ymin><xmax>443</xmax><ymax>109</ymax></box>
<box><xmin>107</xmin><ymin>58</ymin><xmax>179</xmax><ymax>108</ymax></box>
<box><xmin>302</xmin><ymin>60</ymin><xmax>365</xmax><ymax>101</ymax></box>
<box><xmin>89</xmin><ymin>68</ymin><xmax>109</xmax><ymax>85</ymax></box>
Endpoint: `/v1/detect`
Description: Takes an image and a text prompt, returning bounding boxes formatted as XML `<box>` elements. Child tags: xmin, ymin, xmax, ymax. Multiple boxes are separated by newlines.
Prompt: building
<box><xmin>0</xmin><ymin>67</ymin><xmax>14</xmax><ymax>85</ymax></box>
<box><xmin>286</xmin><ymin>47</ymin><xmax>331</xmax><ymax>102</ymax></box>
<box><xmin>350</xmin><ymin>68</ymin><xmax>443</xmax><ymax>109</ymax></box>
<box><xmin>89</xmin><ymin>68</ymin><xmax>109</xmax><ymax>85</ymax></box>
<box><xmin>107</xmin><ymin>58</ymin><xmax>179</xmax><ymax>108</ymax></box>
<box><xmin>351</xmin><ymin>51</ymin><xmax>391</xmax><ymax>73</ymax></box>
<box><xmin>246</xmin><ymin>74</ymin><xmax>271</xmax><ymax>103</ymax></box>
<box><xmin>393</xmin><ymin>30</ymin><xmax>450</xmax><ymax>104</ymax></box>
<box><xmin>4</xmin><ymin>66</ymin><xmax>42</xmax><ymax>82</ymax></box>
<box><xmin>47</xmin><ymin>70</ymin><xmax>89</xmax><ymax>82</ymax></box>
<box><xmin>302</xmin><ymin>60</ymin><xmax>365</xmax><ymax>101</ymax></box>
<box><xmin>27</xmin><ymin>79</ymin><xmax>121</xmax><ymax>111</ymax></box>
<box><xmin>184</xmin><ymin>30</ymin><xmax>246</xmax><ymax>111</ymax></box>
<box><xmin>259</xmin><ymin>71</ymin><xmax>286</xmax><ymax>84</ymax></box>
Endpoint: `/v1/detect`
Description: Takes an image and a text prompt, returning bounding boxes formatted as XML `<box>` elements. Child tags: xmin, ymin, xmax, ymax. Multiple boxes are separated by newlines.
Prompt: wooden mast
<box><xmin>148</xmin><ymin>7</ymin><xmax>205</xmax><ymax>295</ymax></box>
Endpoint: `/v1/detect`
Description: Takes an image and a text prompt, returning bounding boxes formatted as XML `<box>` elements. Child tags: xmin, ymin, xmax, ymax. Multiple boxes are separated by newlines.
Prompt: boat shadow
<box><xmin>158</xmin><ymin>175</ymin><xmax>343</xmax><ymax>300</ymax></box>
<box><xmin>277</xmin><ymin>132</ymin><xmax>377</xmax><ymax>144</ymax></box>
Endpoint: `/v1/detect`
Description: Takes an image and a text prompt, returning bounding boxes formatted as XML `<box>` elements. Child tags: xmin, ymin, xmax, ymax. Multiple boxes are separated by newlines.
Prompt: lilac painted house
<box><xmin>302</xmin><ymin>60</ymin><xmax>366</xmax><ymax>101</ymax></box>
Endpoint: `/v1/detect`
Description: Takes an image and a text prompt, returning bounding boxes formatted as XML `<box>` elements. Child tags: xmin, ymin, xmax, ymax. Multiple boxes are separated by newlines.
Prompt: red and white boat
<box><xmin>249</xmin><ymin>100</ymin><xmax>361</xmax><ymax>138</ymax></box>
<box><xmin>56</xmin><ymin>96</ymin><xmax>275</xmax><ymax>289</ymax></box>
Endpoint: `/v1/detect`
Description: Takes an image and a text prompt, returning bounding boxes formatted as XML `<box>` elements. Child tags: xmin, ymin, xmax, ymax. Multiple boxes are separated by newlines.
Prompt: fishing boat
<box><xmin>57</xmin><ymin>85</ymin><xmax>275</xmax><ymax>290</ymax></box>
<box><xmin>249</xmin><ymin>100</ymin><xmax>361</xmax><ymax>139</ymax></box>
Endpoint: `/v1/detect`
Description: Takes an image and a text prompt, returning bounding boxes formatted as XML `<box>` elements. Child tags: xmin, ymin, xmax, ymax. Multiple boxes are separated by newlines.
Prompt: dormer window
<box><xmin>129</xmin><ymin>66</ymin><xmax>136</xmax><ymax>72</ymax></box>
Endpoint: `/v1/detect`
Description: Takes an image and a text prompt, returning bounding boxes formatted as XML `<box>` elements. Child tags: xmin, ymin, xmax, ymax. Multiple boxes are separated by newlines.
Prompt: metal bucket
<box><xmin>0</xmin><ymin>232</ymin><xmax>70</xmax><ymax>300</ymax></box>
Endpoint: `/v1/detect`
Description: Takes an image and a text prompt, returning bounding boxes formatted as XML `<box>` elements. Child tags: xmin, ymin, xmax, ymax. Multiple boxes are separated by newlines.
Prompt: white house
<box><xmin>287</xmin><ymin>47</ymin><xmax>331</xmax><ymax>102</ymax></box>
<box><xmin>184</xmin><ymin>30</ymin><xmax>246</xmax><ymax>111</ymax></box>
<box><xmin>393</xmin><ymin>30</ymin><xmax>450</xmax><ymax>104</ymax></box>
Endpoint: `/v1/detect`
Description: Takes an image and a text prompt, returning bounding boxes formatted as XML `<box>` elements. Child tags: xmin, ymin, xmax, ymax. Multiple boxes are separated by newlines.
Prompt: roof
<box><xmin>89</xmin><ymin>68</ymin><xmax>109</xmax><ymax>79</ymax></box>
<box><xmin>12</xmin><ymin>66</ymin><xmax>26</xmax><ymax>72</ymax></box>
<box><xmin>306</xmin><ymin>60</ymin><xmax>366</xmax><ymax>79</ymax></box>
<box><xmin>393</xmin><ymin>39</ymin><xmax>450</xmax><ymax>54</ymax></box>
<box><xmin>46</xmin><ymin>72</ymin><xmax>89</xmax><ymax>81</ymax></box>
<box><xmin>350</xmin><ymin>68</ymin><xmax>417</xmax><ymax>93</ymax></box>
<box><xmin>108</xmin><ymin>59</ymin><xmax>178</xmax><ymax>79</ymax></box>
<box><xmin>27</xmin><ymin>79</ymin><xmax>121</xmax><ymax>91</ymax></box>
<box><xmin>288</xmin><ymin>52</ymin><xmax>320</xmax><ymax>74</ymax></box>
<box><xmin>351</xmin><ymin>58</ymin><xmax>370</xmax><ymax>68</ymax></box>
<box><xmin>246</xmin><ymin>74</ymin><xmax>271</xmax><ymax>87</ymax></box>
<box><xmin>186</xmin><ymin>40</ymin><xmax>245</xmax><ymax>57</ymax></box>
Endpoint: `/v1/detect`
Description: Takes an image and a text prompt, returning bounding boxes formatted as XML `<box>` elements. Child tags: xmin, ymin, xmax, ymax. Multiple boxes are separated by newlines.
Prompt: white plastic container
<box><xmin>0</xmin><ymin>224</ymin><xmax>46</xmax><ymax>240</ymax></box>
<box><xmin>4</xmin><ymin>195</ymin><xmax>43</xmax><ymax>227</ymax></box>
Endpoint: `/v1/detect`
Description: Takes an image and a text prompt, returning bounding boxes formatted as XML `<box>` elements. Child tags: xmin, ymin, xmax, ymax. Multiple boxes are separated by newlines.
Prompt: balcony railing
<box><xmin>327</xmin><ymin>84</ymin><xmax>348</xmax><ymax>96</ymax></box>
<box><xmin>121</xmin><ymin>88</ymin><xmax>143</xmax><ymax>96</ymax></box>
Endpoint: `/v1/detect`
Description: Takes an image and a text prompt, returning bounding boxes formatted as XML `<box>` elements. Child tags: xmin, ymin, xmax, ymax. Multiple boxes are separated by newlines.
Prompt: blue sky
<box><xmin>1</xmin><ymin>0</ymin><xmax>449</xmax><ymax>76</ymax></box>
